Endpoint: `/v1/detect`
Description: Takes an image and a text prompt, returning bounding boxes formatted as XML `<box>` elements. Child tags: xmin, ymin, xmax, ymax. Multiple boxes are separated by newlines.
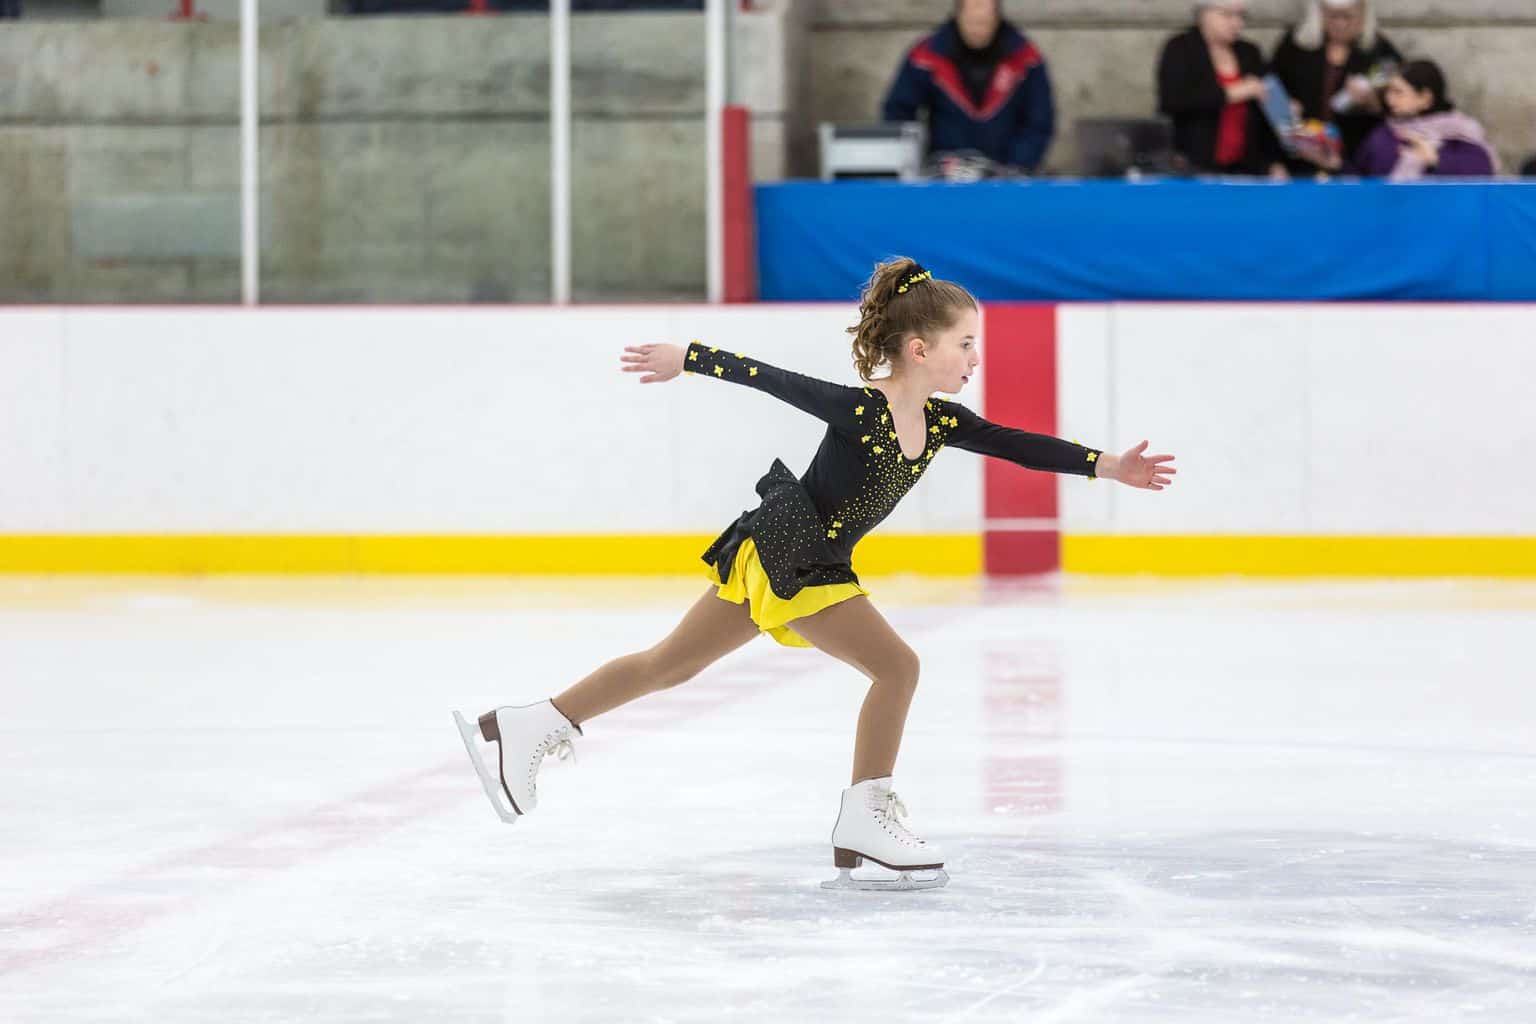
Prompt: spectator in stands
<box><xmin>1157</xmin><ymin>1</ymin><xmax>1286</xmax><ymax>177</ymax></box>
<box><xmin>880</xmin><ymin>0</ymin><xmax>1055</xmax><ymax>174</ymax></box>
<box><xmin>1348</xmin><ymin>60</ymin><xmax>1497</xmax><ymax>178</ymax></box>
<box><xmin>1271</xmin><ymin>0</ymin><xmax>1400</xmax><ymax>166</ymax></box>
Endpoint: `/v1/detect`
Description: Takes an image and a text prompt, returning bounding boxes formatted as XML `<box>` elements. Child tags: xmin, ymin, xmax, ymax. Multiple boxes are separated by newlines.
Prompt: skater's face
<box><xmin>909</xmin><ymin>307</ymin><xmax>980</xmax><ymax>395</ymax></box>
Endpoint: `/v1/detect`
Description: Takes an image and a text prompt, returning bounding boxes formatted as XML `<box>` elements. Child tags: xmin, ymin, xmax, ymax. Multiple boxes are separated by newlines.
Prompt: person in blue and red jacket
<box><xmin>880</xmin><ymin>0</ymin><xmax>1055</xmax><ymax>173</ymax></box>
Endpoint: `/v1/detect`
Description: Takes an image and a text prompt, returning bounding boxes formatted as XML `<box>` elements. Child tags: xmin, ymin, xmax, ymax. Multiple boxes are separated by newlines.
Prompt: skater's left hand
<box><xmin>620</xmin><ymin>343</ymin><xmax>685</xmax><ymax>384</ymax></box>
<box><xmin>1098</xmin><ymin>440</ymin><xmax>1177</xmax><ymax>491</ymax></box>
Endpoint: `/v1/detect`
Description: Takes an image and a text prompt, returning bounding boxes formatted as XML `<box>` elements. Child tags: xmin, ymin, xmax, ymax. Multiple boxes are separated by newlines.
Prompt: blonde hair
<box><xmin>1294</xmin><ymin>0</ymin><xmax>1377</xmax><ymax>52</ymax></box>
<box><xmin>846</xmin><ymin>258</ymin><xmax>977</xmax><ymax>382</ymax></box>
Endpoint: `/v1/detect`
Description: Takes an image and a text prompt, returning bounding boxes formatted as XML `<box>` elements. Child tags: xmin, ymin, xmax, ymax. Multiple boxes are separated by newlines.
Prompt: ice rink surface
<box><xmin>2</xmin><ymin>573</ymin><xmax>1534</xmax><ymax>1023</ymax></box>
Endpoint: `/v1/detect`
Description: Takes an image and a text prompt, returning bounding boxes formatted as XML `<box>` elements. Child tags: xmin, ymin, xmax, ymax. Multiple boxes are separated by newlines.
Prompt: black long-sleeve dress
<box><xmin>685</xmin><ymin>341</ymin><xmax>1101</xmax><ymax>646</ymax></box>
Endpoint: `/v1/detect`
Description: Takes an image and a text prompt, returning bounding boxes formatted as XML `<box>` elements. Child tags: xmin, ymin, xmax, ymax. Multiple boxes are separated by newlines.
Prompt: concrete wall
<box><xmin>4</xmin><ymin>1</ymin><xmax>1531</xmax><ymax>303</ymax></box>
<box><xmin>808</xmin><ymin>0</ymin><xmax>1536</xmax><ymax>176</ymax></box>
<box><xmin>0</xmin><ymin>7</ymin><xmax>801</xmax><ymax>304</ymax></box>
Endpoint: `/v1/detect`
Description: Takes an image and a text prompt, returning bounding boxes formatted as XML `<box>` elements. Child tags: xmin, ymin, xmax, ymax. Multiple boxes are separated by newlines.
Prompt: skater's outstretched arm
<box><xmin>944</xmin><ymin>403</ymin><xmax>1177</xmax><ymax>490</ymax></box>
<box><xmin>621</xmin><ymin>341</ymin><xmax>864</xmax><ymax>432</ymax></box>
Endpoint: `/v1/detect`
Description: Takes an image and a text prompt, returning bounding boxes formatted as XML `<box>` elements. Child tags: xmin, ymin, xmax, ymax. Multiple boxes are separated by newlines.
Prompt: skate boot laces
<box><xmin>544</xmin><ymin>729</ymin><xmax>577</xmax><ymax>764</ymax></box>
<box><xmin>874</xmin><ymin>789</ymin><xmax>926</xmax><ymax>848</ymax></box>
<box><xmin>528</xmin><ymin>728</ymin><xmax>578</xmax><ymax>801</ymax></box>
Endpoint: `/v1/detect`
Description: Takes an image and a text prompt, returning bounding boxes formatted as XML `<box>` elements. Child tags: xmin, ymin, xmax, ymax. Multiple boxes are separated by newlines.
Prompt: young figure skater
<box><xmin>454</xmin><ymin>258</ymin><xmax>1176</xmax><ymax>891</ymax></box>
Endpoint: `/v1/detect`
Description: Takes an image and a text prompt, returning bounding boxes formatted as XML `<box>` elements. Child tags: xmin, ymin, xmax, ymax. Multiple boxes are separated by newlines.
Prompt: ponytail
<box><xmin>846</xmin><ymin>258</ymin><xmax>976</xmax><ymax>382</ymax></box>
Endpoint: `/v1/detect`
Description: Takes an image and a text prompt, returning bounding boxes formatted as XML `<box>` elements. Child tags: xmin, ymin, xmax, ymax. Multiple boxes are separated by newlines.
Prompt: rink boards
<box><xmin>1</xmin><ymin>303</ymin><xmax>1533</xmax><ymax>575</ymax></box>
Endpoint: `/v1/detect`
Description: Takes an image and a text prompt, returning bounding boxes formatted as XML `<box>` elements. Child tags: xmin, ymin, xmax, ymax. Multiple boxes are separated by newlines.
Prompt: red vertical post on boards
<box><xmin>721</xmin><ymin>104</ymin><xmax>756</xmax><ymax>303</ymax></box>
<box><xmin>981</xmin><ymin>304</ymin><xmax>1060</xmax><ymax>574</ymax></box>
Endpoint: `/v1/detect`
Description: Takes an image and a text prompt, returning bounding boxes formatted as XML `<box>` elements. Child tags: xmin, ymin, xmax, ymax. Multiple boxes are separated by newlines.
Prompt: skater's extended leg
<box><xmin>791</xmin><ymin>596</ymin><xmax>945</xmax><ymax>888</ymax></box>
<box><xmin>550</xmin><ymin>588</ymin><xmax>761</xmax><ymax>727</ymax></box>
<box><xmin>456</xmin><ymin>589</ymin><xmax>759</xmax><ymax>823</ymax></box>
<box><xmin>785</xmin><ymin>596</ymin><xmax>920</xmax><ymax>786</ymax></box>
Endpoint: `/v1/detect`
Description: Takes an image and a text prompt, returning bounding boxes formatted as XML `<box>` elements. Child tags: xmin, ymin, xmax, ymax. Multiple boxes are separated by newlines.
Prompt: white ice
<box><xmin>2</xmin><ymin>574</ymin><xmax>1534</xmax><ymax>1022</ymax></box>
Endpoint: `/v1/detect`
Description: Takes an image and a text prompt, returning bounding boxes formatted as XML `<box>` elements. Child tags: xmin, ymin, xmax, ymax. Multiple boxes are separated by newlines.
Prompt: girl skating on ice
<box><xmin>454</xmin><ymin>258</ymin><xmax>1177</xmax><ymax>891</ymax></box>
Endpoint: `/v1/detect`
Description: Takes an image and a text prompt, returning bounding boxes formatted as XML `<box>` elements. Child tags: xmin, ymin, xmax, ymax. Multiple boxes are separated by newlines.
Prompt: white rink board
<box><xmin>0</xmin><ymin>306</ymin><xmax>983</xmax><ymax>535</ymax></box>
<box><xmin>6</xmin><ymin>303</ymin><xmax>1534</xmax><ymax>539</ymax></box>
<box><xmin>1057</xmin><ymin>303</ymin><xmax>1536</xmax><ymax>536</ymax></box>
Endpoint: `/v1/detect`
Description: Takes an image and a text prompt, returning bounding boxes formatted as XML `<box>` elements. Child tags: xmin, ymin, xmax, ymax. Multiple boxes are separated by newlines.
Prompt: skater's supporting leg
<box><xmin>785</xmin><ymin>596</ymin><xmax>920</xmax><ymax>786</ymax></box>
<box><xmin>550</xmin><ymin>588</ymin><xmax>760</xmax><ymax>727</ymax></box>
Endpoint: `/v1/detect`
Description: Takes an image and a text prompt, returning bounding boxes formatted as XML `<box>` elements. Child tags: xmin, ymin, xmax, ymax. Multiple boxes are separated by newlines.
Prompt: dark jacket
<box><xmin>881</xmin><ymin>19</ymin><xmax>1055</xmax><ymax>172</ymax></box>
<box><xmin>1157</xmin><ymin>26</ymin><xmax>1283</xmax><ymax>174</ymax></box>
<box><xmin>1271</xmin><ymin>27</ymin><xmax>1401</xmax><ymax>161</ymax></box>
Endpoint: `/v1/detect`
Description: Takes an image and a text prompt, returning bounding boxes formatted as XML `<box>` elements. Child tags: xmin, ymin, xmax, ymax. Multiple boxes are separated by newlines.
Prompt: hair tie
<box><xmin>894</xmin><ymin>265</ymin><xmax>932</xmax><ymax>294</ymax></box>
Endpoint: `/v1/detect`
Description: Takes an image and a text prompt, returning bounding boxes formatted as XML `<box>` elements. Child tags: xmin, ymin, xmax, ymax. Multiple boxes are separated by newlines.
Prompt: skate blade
<box><xmin>820</xmin><ymin>867</ymin><xmax>949</xmax><ymax>892</ymax></box>
<box><xmin>452</xmin><ymin>710</ymin><xmax>519</xmax><ymax>824</ymax></box>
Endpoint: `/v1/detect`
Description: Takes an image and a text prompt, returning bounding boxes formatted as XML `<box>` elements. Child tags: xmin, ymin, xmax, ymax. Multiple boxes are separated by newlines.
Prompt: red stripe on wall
<box><xmin>981</xmin><ymin>303</ymin><xmax>1059</xmax><ymax>574</ymax></box>
<box><xmin>722</xmin><ymin>105</ymin><xmax>756</xmax><ymax>303</ymax></box>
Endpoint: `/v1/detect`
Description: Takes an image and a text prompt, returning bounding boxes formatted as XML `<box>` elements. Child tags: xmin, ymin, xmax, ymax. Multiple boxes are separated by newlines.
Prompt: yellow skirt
<box><xmin>705</xmin><ymin>537</ymin><xmax>868</xmax><ymax>648</ymax></box>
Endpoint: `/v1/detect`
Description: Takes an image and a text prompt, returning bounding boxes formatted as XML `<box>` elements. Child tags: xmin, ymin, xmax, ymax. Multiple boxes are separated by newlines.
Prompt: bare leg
<box><xmin>784</xmin><ymin>596</ymin><xmax>921</xmax><ymax>785</ymax></box>
<box><xmin>550</xmin><ymin>588</ymin><xmax>761</xmax><ymax>727</ymax></box>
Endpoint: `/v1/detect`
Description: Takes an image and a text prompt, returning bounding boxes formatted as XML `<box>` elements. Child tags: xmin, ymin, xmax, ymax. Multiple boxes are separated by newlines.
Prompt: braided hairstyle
<box><xmin>846</xmin><ymin>258</ymin><xmax>977</xmax><ymax>382</ymax></box>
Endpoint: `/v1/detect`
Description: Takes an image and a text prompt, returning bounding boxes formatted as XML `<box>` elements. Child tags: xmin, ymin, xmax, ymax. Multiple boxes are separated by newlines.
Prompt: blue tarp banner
<box><xmin>755</xmin><ymin>179</ymin><xmax>1536</xmax><ymax>302</ymax></box>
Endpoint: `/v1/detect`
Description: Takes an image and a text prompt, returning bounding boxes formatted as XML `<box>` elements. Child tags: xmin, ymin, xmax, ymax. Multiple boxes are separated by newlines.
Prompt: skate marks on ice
<box><xmin>526</xmin><ymin>829</ymin><xmax>1536</xmax><ymax>1021</ymax></box>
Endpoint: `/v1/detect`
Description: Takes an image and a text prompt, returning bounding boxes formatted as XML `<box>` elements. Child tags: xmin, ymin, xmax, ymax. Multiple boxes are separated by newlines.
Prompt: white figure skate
<box><xmin>453</xmin><ymin>700</ymin><xmax>582</xmax><ymax>824</ymax></box>
<box><xmin>822</xmin><ymin>777</ymin><xmax>949</xmax><ymax>891</ymax></box>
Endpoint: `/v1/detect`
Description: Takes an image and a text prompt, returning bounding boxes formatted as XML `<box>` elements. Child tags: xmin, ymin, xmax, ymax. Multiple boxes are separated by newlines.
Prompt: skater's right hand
<box><xmin>621</xmin><ymin>343</ymin><xmax>685</xmax><ymax>384</ymax></box>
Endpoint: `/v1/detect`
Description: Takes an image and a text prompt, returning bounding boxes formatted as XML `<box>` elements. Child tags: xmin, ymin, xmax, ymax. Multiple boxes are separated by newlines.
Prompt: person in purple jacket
<box><xmin>880</xmin><ymin>0</ymin><xmax>1055</xmax><ymax>173</ymax></box>
<box><xmin>1347</xmin><ymin>60</ymin><xmax>1498</xmax><ymax>179</ymax></box>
